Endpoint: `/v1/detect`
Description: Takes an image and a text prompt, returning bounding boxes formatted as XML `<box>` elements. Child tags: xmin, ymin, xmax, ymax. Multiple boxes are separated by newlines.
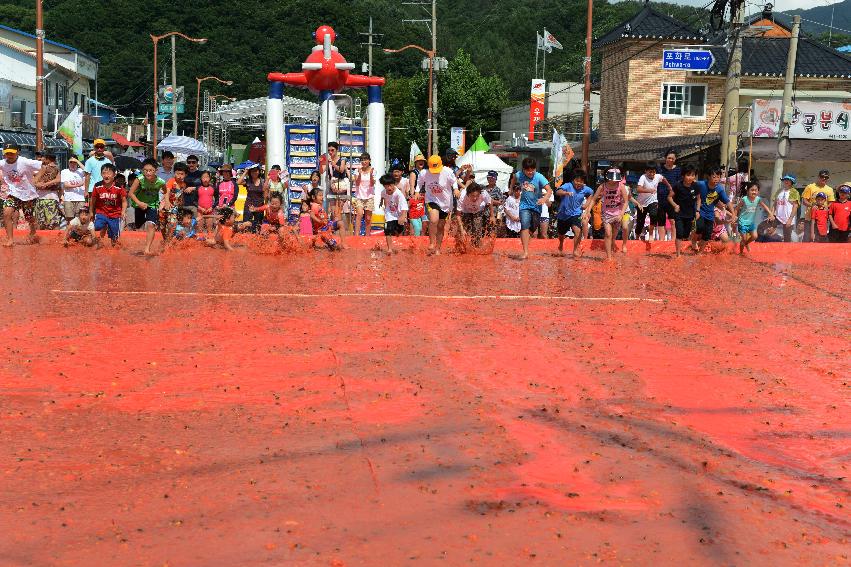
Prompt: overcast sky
<box><xmin>665</xmin><ymin>0</ymin><xmax>845</xmax><ymax>13</ymax></box>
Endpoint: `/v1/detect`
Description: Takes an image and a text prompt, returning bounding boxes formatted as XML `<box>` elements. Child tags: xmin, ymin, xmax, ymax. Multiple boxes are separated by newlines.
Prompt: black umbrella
<box><xmin>114</xmin><ymin>155</ymin><xmax>143</xmax><ymax>170</ymax></box>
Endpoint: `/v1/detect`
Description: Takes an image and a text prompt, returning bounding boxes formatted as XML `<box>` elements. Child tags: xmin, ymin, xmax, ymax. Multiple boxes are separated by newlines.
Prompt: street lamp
<box><xmin>384</xmin><ymin>44</ymin><xmax>437</xmax><ymax>156</ymax></box>
<box><xmin>195</xmin><ymin>76</ymin><xmax>232</xmax><ymax>138</ymax></box>
<box><xmin>151</xmin><ymin>32</ymin><xmax>207</xmax><ymax>156</ymax></box>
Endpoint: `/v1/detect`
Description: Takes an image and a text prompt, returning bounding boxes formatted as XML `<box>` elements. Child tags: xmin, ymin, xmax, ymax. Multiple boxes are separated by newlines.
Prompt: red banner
<box><xmin>529</xmin><ymin>79</ymin><xmax>546</xmax><ymax>140</ymax></box>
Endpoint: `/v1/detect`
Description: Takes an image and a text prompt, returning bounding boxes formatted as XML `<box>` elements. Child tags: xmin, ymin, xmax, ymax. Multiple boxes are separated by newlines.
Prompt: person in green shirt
<box><xmin>129</xmin><ymin>158</ymin><xmax>166</xmax><ymax>255</ymax></box>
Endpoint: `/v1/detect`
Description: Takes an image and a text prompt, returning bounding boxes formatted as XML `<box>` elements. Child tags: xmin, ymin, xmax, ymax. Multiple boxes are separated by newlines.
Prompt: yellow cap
<box><xmin>427</xmin><ymin>155</ymin><xmax>442</xmax><ymax>174</ymax></box>
<box><xmin>93</xmin><ymin>138</ymin><xmax>106</xmax><ymax>147</ymax></box>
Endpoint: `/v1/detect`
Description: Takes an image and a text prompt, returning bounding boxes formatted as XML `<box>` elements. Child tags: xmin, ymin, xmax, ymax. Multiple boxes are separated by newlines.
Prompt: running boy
<box><xmin>737</xmin><ymin>181</ymin><xmax>774</xmax><ymax>253</ymax></box>
<box><xmin>129</xmin><ymin>158</ymin><xmax>166</xmax><ymax>255</ymax></box>
<box><xmin>380</xmin><ymin>173</ymin><xmax>408</xmax><ymax>254</ymax></box>
<box><xmin>417</xmin><ymin>155</ymin><xmax>457</xmax><ymax>255</ymax></box>
<box><xmin>584</xmin><ymin>168</ymin><xmax>629</xmax><ymax>260</ymax></box>
<box><xmin>636</xmin><ymin>162</ymin><xmax>672</xmax><ymax>242</ymax></box>
<box><xmin>667</xmin><ymin>165</ymin><xmax>701</xmax><ymax>257</ymax></box>
<box><xmin>555</xmin><ymin>169</ymin><xmax>593</xmax><ymax>257</ymax></box>
<box><xmin>89</xmin><ymin>163</ymin><xmax>127</xmax><ymax>245</ymax></box>
<box><xmin>514</xmin><ymin>157</ymin><xmax>552</xmax><ymax>259</ymax></box>
<box><xmin>457</xmin><ymin>182</ymin><xmax>494</xmax><ymax>248</ymax></box>
<box><xmin>695</xmin><ymin>168</ymin><xmax>731</xmax><ymax>253</ymax></box>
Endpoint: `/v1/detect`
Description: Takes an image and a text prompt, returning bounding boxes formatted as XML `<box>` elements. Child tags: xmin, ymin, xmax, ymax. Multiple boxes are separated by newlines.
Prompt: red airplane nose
<box><xmin>315</xmin><ymin>25</ymin><xmax>336</xmax><ymax>45</ymax></box>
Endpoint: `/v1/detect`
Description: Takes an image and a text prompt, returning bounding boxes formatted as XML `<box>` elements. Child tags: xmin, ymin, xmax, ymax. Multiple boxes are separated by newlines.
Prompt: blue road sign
<box><xmin>662</xmin><ymin>49</ymin><xmax>715</xmax><ymax>71</ymax></box>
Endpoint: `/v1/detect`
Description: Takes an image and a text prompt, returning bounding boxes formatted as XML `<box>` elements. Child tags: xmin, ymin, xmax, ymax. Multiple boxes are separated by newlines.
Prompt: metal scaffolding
<box><xmin>200</xmin><ymin>93</ymin><xmax>321</xmax><ymax>161</ymax></box>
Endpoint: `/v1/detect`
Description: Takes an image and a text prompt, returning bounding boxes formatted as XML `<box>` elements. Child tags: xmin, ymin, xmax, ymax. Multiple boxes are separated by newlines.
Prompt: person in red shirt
<box><xmin>828</xmin><ymin>184</ymin><xmax>850</xmax><ymax>243</ymax></box>
<box><xmin>810</xmin><ymin>192</ymin><xmax>830</xmax><ymax>243</ymax></box>
<box><xmin>162</xmin><ymin>162</ymin><xmax>188</xmax><ymax>240</ymax></box>
<box><xmin>89</xmin><ymin>163</ymin><xmax>127</xmax><ymax>244</ymax></box>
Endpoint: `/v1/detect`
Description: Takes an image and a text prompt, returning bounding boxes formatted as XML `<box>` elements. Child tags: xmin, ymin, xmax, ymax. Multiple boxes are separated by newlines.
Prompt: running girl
<box><xmin>737</xmin><ymin>181</ymin><xmax>774</xmax><ymax>254</ymax></box>
<box><xmin>584</xmin><ymin>168</ymin><xmax>629</xmax><ymax>260</ymax></box>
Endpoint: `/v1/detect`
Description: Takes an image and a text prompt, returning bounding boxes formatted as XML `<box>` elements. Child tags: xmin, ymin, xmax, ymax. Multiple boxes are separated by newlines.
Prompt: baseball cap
<box><xmin>838</xmin><ymin>184</ymin><xmax>850</xmax><ymax>193</ymax></box>
<box><xmin>93</xmin><ymin>138</ymin><xmax>106</xmax><ymax>147</ymax></box>
<box><xmin>781</xmin><ymin>174</ymin><xmax>797</xmax><ymax>184</ymax></box>
<box><xmin>486</xmin><ymin>170</ymin><xmax>498</xmax><ymax>178</ymax></box>
<box><xmin>818</xmin><ymin>169</ymin><xmax>830</xmax><ymax>177</ymax></box>
<box><xmin>605</xmin><ymin>168</ymin><xmax>623</xmax><ymax>182</ymax></box>
<box><xmin>414</xmin><ymin>153</ymin><xmax>426</xmax><ymax>163</ymax></box>
<box><xmin>816</xmin><ymin>192</ymin><xmax>827</xmax><ymax>199</ymax></box>
<box><xmin>428</xmin><ymin>155</ymin><xmax>443</xmax><ymax>174</ymax></box>
<box><xmin>2</xmin><ymin>143</ymin><xmax>18</xmax><ymax>155</ymax></box>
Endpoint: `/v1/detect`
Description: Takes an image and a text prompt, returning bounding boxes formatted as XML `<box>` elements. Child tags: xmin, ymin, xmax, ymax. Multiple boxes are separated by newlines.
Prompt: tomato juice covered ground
<box><xmin>0</xmin><ymin>236</ymin><xmax>848</xmax><ymax>566</ymax></box>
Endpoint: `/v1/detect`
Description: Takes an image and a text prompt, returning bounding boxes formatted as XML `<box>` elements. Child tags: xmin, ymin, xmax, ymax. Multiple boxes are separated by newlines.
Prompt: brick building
<box><xmin>589</xmin><ymin>2</ymin><xmax>851</xmax><ymax>187</ymax></box>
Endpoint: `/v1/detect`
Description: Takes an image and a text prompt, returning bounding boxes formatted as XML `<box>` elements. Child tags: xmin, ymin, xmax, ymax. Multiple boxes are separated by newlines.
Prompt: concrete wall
<box><xmin>500</xmin><ymin>83</ymin><xmax>600</xmax><ymax>141</ymax></box>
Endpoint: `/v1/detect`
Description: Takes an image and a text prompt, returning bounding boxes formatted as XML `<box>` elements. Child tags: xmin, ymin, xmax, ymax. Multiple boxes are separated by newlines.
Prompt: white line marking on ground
<box><xmin>51</xmin><ymin>290</ymin><xmax>664</xmax><ymax>303</ymax></box>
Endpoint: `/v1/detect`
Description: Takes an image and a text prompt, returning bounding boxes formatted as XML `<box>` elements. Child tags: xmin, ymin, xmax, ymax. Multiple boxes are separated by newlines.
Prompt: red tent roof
<box><xmin>112</xmin><ymin>133</ymin><xmax>143</xmax><ymax>147</ymax></box>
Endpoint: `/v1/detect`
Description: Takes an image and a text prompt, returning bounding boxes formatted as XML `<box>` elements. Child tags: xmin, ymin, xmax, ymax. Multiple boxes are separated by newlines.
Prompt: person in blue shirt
<box><xmin>555</xmin><ymin>169</ymin><xmax>594</xmax><ymax>257</ymax></box>
<box><xmin>695</xmin><ymin>168</ymin><xmax>732</xmax><ymax>252</ymax></box>
<box><xmin>657</xmin><ymin>149</ymin><xmax>682</xmax><ymax>240</ymax></box>
<box><xmin>513</xmin><ymin>157</ymin><xmax>552</xmax><ymax>259</ymax></box>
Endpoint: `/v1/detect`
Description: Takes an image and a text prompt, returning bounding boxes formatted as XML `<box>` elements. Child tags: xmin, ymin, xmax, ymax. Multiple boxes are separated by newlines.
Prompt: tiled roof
<box><xmin>595</xmin><ymin>4</ymin><xmax>705</xmax><ymax>47</ymax></box>
<box><xmin>702</xmin><ymin>37</ymin><xmax>851</xmax><ymax>78</ymax></box>
<box><xmin>588</xmin><ymin>135</ymin><xmax>720</xmax><ymax>162</ymax></box>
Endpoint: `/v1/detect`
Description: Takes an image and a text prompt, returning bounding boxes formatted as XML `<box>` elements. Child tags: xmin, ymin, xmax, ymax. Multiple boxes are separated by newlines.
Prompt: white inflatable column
<box><xmin>320</xmin><ymin>90</ymin><xmax>338</xmax><ymax>153</ymax></box>
<box><xmin>367</xmin><ymin>85</ymin><xmax>386</xmax><ymax>178</ymax></box>
<box><xmin>266</xmin><ymin>81</ymin><xmax>285</xmax><ymax>169</ymax></box>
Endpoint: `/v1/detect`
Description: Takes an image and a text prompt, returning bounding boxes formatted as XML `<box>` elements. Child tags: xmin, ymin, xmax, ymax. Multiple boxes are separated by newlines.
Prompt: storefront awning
<box><xmin>588</xmin><ymin>135</ymin><xmax>720</xmax><ymax>163</ymax></box>
<box><xmin>750</xmin><ymin>138</ymin><xmax>851</xmax><ymax>162</ymax></box>
<box><xmin>0</xmin><ymin>131</ymin><xmax>71</xmax><ymax>150</ymax></box>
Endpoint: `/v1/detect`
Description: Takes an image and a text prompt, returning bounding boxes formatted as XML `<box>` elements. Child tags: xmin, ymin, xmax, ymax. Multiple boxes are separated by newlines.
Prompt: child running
<box><xmin>555</xmin><ymin>170</ymin><xmax>593</xmax><ymax>257</ymax></box>
<box><xmin>737</xmin><ymin>181</ymin><xmax>774</xmax><ymax>253</ymax></box>
<box><xmin>695</xmin><ymin>168</ymin><xmax>731</xmax><ymax>253</ymax></box>
<box><xmin>161</xmin><ymin>162</ymin><xmax>188</xmax><ymax>241</ymax></box>
<box><xmin>417</xmin><ymin>155</ymin><xmax>457</xmax><ymax>255</ymax></box>
<box><xmin>62</xmin><ymin>207</ymin><xmax>96</xmax><ymax>247</ymax></box>
<box><xmin>584</xmin><ymin>168</ymin><xmax>629</xmax><ymax>260</ymax></box>
<box><xmin>89</xmin><ymin>163</ymin><xmax>127</xmax><ymax>246</ymax></box>
<box><xmin>667</xmin><ymin>165</ymin><xmax>701</xmax><ymax>257</ymax></box>
<box><xmin>457</xmin><ymin>182</ymin><xmax>494</xmax><ymax>249</ymax></box>
<box><xmin>514</xmin><ymin>157</ymin><xmax>552</xmax><ymax>259</ymax></box>
<box><xmin>636</xmin><ymin>162</ymin><xmax>672</xmax><ymax>243</ymax></box>
<box><xmin>380</xmin><ymin>173</ymin><xmax>408</xmax><ymax>254</ymax></box>
<box><xmin>129</xmin><ymin>158</ymin><xmax>166</xmax><ymax>255</ymax></box>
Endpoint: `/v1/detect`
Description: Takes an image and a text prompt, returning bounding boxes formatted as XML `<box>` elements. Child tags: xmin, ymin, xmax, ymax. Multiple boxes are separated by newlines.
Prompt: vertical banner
<box><xmin>58</xmin><ymin>106</ymin><xmax>83</xmax><ymax>157</ymax></box>
<box><xmin>450</xmin><ymin>127</ymin><xmax>466</xmax><ymax>156</ymax></box>
<box><xmin>529</xmin><ymin>79</ymin><xmax>546</xmax><ymax>140</ymax></box>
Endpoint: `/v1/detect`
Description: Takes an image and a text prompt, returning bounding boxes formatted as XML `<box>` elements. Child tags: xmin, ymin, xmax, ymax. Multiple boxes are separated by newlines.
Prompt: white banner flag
<box><xmin>543</xmin><ymin>29</ymin><xmax>563</xmax><ymax>51</ymax></box>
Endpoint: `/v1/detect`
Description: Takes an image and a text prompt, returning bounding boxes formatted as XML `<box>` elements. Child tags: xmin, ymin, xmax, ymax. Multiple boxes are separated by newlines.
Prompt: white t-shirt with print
<box><xmin>61</xmin><ymin>168</ymin><xmax>87</xmax><ymax>202</ymax></box>
<box><xmin>504</xmin><ymin>195</ymin><xmax>521</xmax><ymax>232</ymax></box>
<box><xmin>417</xmin><ymin>167</ymin><xmax>457</xmax><ymax>212</ymax></box>
<box><xmin>457</xmin><ymin>188</ymin><xmax>492</xmax><ymax>213</ymax></box>
<box><xmin>1</xmin><ymin>156</ymin><xmax>41</xmax><ymax>201</ymax></box>
<box><xmin>382</xmin><ymin>188</ymin><xmax>409</xmax><ymax>222</ymax></box>
<box><xmin>774</xmin><ymin>188</ymin><xmax>798</xmax><ymax>224</ymax></box>
<box><xmin>637</xmin><ymin>174</ymin><xmax>662</xmax><ymax>206</ymax></box>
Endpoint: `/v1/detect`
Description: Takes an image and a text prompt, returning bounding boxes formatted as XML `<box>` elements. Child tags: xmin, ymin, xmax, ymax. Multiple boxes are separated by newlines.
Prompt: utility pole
<box><xmin>359</xmin><ymin>17</ymin><xmax>383</xmax><ymax>76</ymax></box>
<box><xmin>581</xmin><ymin>0</ymin><xmax>593</xmax><ymax>173</ymax></box>
<box><xmin>35</xmin><ymin>0</ymin><xmax>44</xmax><ymax>151</ymax></box>
<box><xmin>770</xmin><ymin>16</ymin><xmax>801</xmax><ymax>197</ymax></box>
<box><xmin>171</xmin><ymin>35</ymin><xmax>178</xmax><ymax>136</ymax></box>
<box><xmin>720</xmin><ymin>1</ymin><xmax>744</xmax><ymax>171</ymax></box>
<box><xmin>402</xmin><ymin>0</ymin><xmax>439</xmax><ymax>155</ymax></box>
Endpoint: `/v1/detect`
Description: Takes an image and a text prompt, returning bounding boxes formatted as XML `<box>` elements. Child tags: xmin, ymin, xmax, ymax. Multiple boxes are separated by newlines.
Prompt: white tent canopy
<box><xmin>157</xmin><ymin>134</ymin><xmax>208</xmax><ymax>156</ymax></box>
<box><xmin>455</xmin><ymin>135</ymin><xmax>513</xmax><ymax>190</ymax></box>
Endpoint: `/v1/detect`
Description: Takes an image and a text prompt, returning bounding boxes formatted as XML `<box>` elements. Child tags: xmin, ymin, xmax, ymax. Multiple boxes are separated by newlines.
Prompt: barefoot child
<box><xmin>737</xmin><ymin>181</ymin><xmax>774</xmax><ymax>253</ymax></box>
<box><xmin>89</xmin><ymin>163</ymin><xmax>127</xmax><ymax>245</ymax></box>
<box><xmin>173</xmin><ymin>209</ymin><xmax>198</xmax><ymax>241</ymax></box>
<box><xmin>63</xmin><ymin>208</ymin><xmax>96</xmax><ymax>247</ymax></box>
<box><xmin>555</xmin><ymin>170</ymin><xmax>593</xmax><ymax>257</ymax></box>
<box><xmin>129</xmin><ymin>158</ymin><xmax>166</xmax><ymax>255</ymax></box>
<box><xmin>1</xmin><ymin>143</ymin><xmax>41</xmax><ymax>246</ymax></box>
<box><xmin>456</xmin><ymin>182</ymin><xmax>493</xmax><ymax>249</ymax></box>
<box><xmin>380</xmin><ymin>173</ymin><xmax>408</xmax><ymax>254</ymax></box>
<box><xmin>584</xmin><ymin>168</ymin><xmax>629</xmax><ymax>260</ymax></box>
<box><xmin>256</xmin><ymin>193</ymin><xmax>288</xmax><ymax>241</ymax></box>
<box><xmin>309</xmin><ymin>188</ymin><xmax>341</xmax><ymax>250</ymax></box>
<box><xmin>666</xmin><ymin>165</ymin><xmax>701</xmax><ymax>257</ymax></box>
<box><xmin>196</xmin><ymin>171</ymin><xmax>217</xmax><ymax>233</ymax></box>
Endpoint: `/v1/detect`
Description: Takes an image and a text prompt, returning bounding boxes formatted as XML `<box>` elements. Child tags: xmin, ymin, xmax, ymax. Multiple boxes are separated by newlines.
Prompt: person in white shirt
<box><xmin>60</xmin><ymin>157</ymin><xmax>88</xmax><ymax>221</ymax></box>
<box><xmin>636</xmin><ymin>162</ymin><xmax>672</xmax><ymax>241</ymax></box>
<box><xmin>1</xmin><ymin>143</ymin><xmax>42</xmax><ymax>245</ymax></box>
<box><xmin>503</xmin><ymin>184</ymin><xmax>521</xmax><ymax>237</ymax></box>
<box><xmin>773</xmin><ymin>174</ymin><xmax>800</xmax><ymax>242</ymax></box>
<box><xmin>416</xmin><ymin>155</ymin><xmax>458</xmax><ymax>255</ymax></box>
<box><xmin>379</xmin><ymin>174</ymin><xmax>408</xmax><ymax>254</ymax></box>
<box><xmin>457</xmin><ymin>182</ymin><xmax>494</xmax><ymax>248</ymax></box>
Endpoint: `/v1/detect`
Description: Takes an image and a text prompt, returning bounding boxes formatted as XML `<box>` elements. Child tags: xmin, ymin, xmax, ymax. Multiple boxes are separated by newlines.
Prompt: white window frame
<box><xmin>660</xmin><ymin>82</ymin><xmax>707</xmax><ymax>119</ymax></box>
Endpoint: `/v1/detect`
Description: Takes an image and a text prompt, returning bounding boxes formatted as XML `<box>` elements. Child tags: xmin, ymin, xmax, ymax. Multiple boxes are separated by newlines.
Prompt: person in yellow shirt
<box><xmin>801</xmin><ymin>169</ymin><xmax>835</xmax><ymax>222</ymax></box>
